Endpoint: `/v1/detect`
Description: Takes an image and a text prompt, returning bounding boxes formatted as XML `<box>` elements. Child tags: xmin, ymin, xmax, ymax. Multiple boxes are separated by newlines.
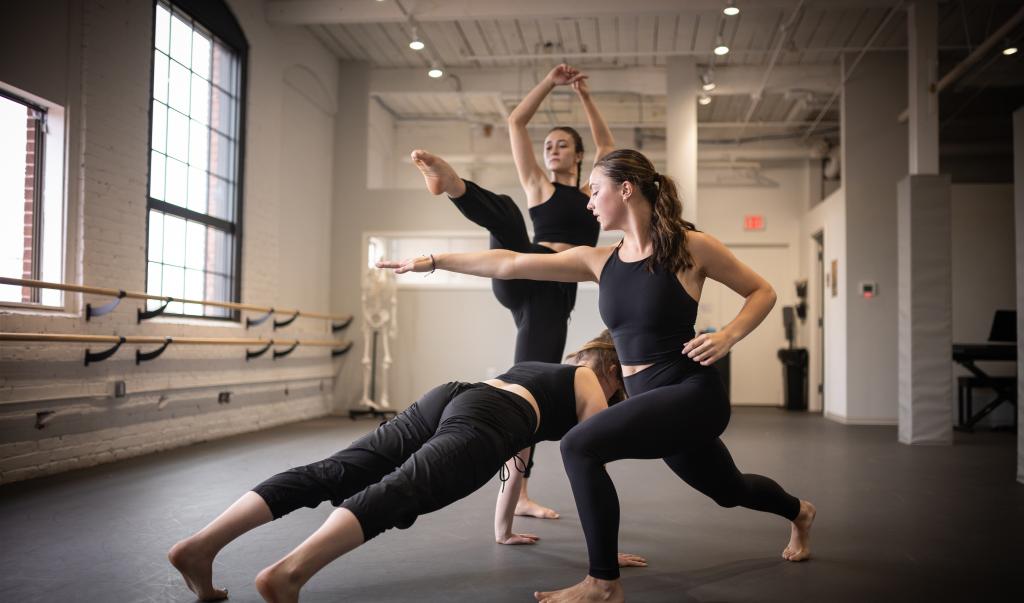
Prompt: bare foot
<box><xmin>411</xmin><ymin>149</ymin><xmax>466</xmax><ymax>197</ymax></box>
<box><xmin>168</xmin><ymin>537</ymin><xmax>228</xmax><ymax>601</ymax></box>
<box><xmin>255</xmin><ymin>563</ymin><xmax>300</xmax><ymax>603</ymax></box>
<box><xmin>782</xmin><ymin>499</ymin><xmax>816</xmax><ymax>562</ymax></box>
<box><xmin>535</xmin><ymin>576</ymin><xmax>624</xmax><ymax>602</ymax></box>
<box><xmin>516</xmin><ymin>497</ymin><xmax>560</xmax><ymax>519</ymax></box>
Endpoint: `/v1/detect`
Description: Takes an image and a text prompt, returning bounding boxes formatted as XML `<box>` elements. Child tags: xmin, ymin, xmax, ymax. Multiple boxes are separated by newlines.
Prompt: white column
<box><xmin>897</xmin><ymin>0</ymin><xmax>952</xmax><ymax>445</ymax></box>
<box><xmin>1014</xmin><ymin>107</ymin><xmax>1024</xmax><ymax>483</ymax></box>
<box><xmin>897</xmin><ymin>175</ymin><xmax>953</xmax><ymax>445</ymax></box>
<box><xmin>666</xmin><ymin>56</ymin><xmax>698</xmax><ymax>224</ymax></box>
<box><xmin>908</xmin><ymin>0</ymin><xmax>939</xmax><ymax>175</ymax></box>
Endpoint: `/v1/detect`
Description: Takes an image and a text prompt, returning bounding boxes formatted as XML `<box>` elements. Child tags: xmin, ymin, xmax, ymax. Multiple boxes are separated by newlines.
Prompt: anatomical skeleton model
<box><xmin>358</xmin><ymin>267</ymin><xmax>397</xmax><ymax>412</ymax></box>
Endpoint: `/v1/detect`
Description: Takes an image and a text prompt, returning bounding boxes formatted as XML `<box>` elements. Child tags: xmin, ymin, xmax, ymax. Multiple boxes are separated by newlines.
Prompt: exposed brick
<box><xmin>0</xmin><ymin>0</ymin><xmax>343</xmax><ymax>487</ymax></box>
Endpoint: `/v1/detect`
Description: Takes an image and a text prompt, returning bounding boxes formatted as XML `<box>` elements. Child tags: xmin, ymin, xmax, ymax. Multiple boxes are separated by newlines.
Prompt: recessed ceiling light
<box><xmin>1003</xmin><ymin>46</ymin><xmax>1018</xmax><ymax>56</ymax></box>
<box><xmin>723</xmin><ymin>1</ymin><xmax>739</xmax><ymax>16</ymax></box>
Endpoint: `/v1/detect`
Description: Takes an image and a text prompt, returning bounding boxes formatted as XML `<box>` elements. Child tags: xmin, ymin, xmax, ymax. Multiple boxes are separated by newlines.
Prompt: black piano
<box><xmin>952</xmin><ymin>310</ymin><xmax>1017</xmax><ymax>431</ymax></box>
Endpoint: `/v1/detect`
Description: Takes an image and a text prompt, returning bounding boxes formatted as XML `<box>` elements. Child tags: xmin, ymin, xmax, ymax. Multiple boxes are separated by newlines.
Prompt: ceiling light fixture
<box><xmin>723</xmin><ymin>1</ymin><xmax>739</xmax><ymax>16</ymax></box>
<box><xmin>698</xmin><ymin>94</ymin><xmax>712</xmax><ymax>106</ymax></box>
<box><xmin>714</xmin><ymin>35</ymin><xmax>730</xmax><ymax>56</ymax></box>
<box><xmin>700</xmin><ymin>70</ymin><xmax>716</xmax><ymax>91</ymax></box>
<box><xmin>1003</xmin><ymin>45</ymin><xmax>1018</xmax><ymax>56</ymax></box>
<box><xmin>409</xmin><ymin>27</ymin><xmax>424</xmax><ymax>51</ymax></box>
<box><xmin>428</xmin><ymin>64</ymin><xmax>444</xmax><ymax>78</ymax></box>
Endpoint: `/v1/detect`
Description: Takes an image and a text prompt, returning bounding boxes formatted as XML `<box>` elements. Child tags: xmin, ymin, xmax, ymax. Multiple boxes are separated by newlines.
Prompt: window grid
<box><xmin>147</xmin><ymin>0</ymin><xmax>241</xmax><ymax>319</ymax></box>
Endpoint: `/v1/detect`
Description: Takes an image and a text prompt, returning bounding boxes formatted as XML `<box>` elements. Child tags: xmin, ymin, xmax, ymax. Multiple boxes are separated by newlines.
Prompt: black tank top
<box><xmin>529</xmin><ymin>182</ymin><xmax>599</xmax><ymax>247</ymax></box>
<box><xmin>495</xmin><ymin>362</ymin><xmax>579</xmax><ymax>442</ymax></box>
<box><xmin>598</xmin><ymin>245</ymin><xmax>698</xmax><ymax>365</ymax></box>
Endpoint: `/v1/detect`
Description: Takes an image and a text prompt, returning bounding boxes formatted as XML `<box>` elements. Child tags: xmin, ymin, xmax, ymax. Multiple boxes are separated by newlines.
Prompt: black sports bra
<box><xmin>529</xmin><ymin>182</ymin><xmax>599</xmax><ymax>247</ymax></box>
<box><xmin>598</xmin><ymin>246</ymin><xmax>698</xmax><ymax>365</ymax></box>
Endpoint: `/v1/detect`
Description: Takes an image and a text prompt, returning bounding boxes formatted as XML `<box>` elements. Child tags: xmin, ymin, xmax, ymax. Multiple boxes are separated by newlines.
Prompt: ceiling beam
<box><xmin>266</xmin><ymin>0</ymin><xmax>902</xmax><ymax>25</ymax></box>
<box><xmin>381</xmin><ymin>116</ymin><xmax>839</xmax><ymax>130</ymax></box>
<box><xmin>369</xmin><ymin>65</ymin><xmax>840</xmax><ymax>96</ymax></box>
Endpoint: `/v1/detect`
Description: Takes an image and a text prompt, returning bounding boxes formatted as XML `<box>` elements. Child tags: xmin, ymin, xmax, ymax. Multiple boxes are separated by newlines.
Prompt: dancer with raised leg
<box><xmin>382</xmin><ymin>149</ymin><xmax>816</xmax><ymax>603</ymax></box>
<box><xmin>431</xmin><ymin>62</ymin><xmax>615</xmax><ymax>520</ymax></box>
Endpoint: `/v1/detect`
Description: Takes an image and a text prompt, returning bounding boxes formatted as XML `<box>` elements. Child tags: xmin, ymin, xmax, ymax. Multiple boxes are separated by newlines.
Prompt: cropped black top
<box><xmin>529</xmin><ymin>182</ymin><xmax>600</xmax><ymax>247</ymax></box>
<box><xmin>495</xmin><ymin>362</ymin><xmax>579</xmax><ymax>442</ymax></box>
<box><xmin>598</xmin><ymin>246</ymin><xmax>698</xmax><ymax>365</ymax></box>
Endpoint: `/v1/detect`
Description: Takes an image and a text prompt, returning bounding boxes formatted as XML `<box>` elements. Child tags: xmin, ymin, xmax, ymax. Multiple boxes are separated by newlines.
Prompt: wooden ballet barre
<box><xmin>0</xmin><ymin>276</ymin><xmax>353</xmax><ymax>331</ymax></box>
<box><xmin>0</xmin><ymin>332</ymin><xmax>353</xmax><ymax>366</ymax></box>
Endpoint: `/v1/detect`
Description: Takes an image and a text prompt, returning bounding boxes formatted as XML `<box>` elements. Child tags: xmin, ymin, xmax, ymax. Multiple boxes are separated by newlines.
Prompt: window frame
<box><xmin>0</xmin><ymin>88</ymin><xmax>46</xmax><ymax>304</ymax></box>
<box><xmin>0</xmin><ymin>82</ymin><xmax>68</xmax><ymax>312</ymax></box>
<box><xmin>145</xmin><ymin>0</ymin><xmax>248</xmax><ymax>322</ymax></box>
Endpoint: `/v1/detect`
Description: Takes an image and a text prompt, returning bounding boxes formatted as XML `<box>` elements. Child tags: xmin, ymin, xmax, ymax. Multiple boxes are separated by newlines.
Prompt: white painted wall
<box><xmin>367</xmin><ymin>96</ymin><xmax>395</xmax><ymax>189</ymax></box>
<box><xmin>697</xmin><ymin>163</ymin><xmax>812</xmax><ymax>406</ymax></box>
<box><xmin>805</xmin><ymin>187</ymin><xmax>847</xmax><ymax>420</ymax></box>
<box><xmin>0</xmin><ymin>0</ymin><xmax>344</xmax><ymax>484</ymax></box>
<box><xmin>836</xmin><ymin>53</ymin><xmax>907</xmax><ymax>424</ymax></box>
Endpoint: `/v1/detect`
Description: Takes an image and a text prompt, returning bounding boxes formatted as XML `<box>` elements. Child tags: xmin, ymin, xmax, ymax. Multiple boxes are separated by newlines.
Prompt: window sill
<box><xmin>0</xmin><ymin>302</ymin><xmax>74</xmax><ymax>317</ymax></box>
<box><xmin>146</xmin><ymin>315</ymin><xmax>243</xmax><ymax>329</ymax></box>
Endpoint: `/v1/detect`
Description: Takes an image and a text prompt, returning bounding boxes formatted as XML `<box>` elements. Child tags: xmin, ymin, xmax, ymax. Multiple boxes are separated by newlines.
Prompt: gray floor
<box><xmin>1</xmin><ymin>408</ymin><xmax>1021</xmax><ymax>602</ymax></box>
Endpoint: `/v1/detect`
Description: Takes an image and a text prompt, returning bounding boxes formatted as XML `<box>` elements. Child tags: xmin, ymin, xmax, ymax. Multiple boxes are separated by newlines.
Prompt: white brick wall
<box><xmin>0</xmin><ymin>0</ymin><xmax>346</xmax><ymax>484</ymax></box>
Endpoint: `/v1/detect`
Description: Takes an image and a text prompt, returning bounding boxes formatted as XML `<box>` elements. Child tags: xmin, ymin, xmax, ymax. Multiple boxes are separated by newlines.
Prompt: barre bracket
<box><xmin>246</xmin><ymin>341</ymin><xmax>273</xmax><ymax>361</ymax></box>
<box><xmin>138</xmin><ymin>297</ymin><xmax>173</xmax><ymax>323</ymax></box>
<box><xmin>85</xmin><ymin>336</ymin><xmax>126</xmax><ymax>366</ymax></box>
<box><xmin>136</xmin><ymin>337</ymin><xmax>173</xmax><ymax>365</ymax></box>
<box><xmin>246</xmin><ymin>308</ymin><xmax>274</xmax><ymax>329</ymax></box>
<box><xmin>331</xmin><ymin>316</ymin><xmax>353</xmax><ymax>333</ymax></box>
<box><xmin>332</xmin><ymin>341</ymin><xmax>354</xmax><ymax>357</ymax></box>
<box><xmin>273</xmin><ymin>311</ymin><xmax>300</xmax><ymax>330</ymax></box>
<box><xmin>86</xmin><ymin>290</ymin><xmax>127</xmax><ymax>321</ymax></box>
<box><xmin>273</xmin><ymin>342</ymin><xmax>299</xmax><ymax>360</ymax></box>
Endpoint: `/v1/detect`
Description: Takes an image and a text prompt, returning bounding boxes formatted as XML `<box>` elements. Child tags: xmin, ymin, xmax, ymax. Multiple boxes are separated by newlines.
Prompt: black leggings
<box><xmin>451</xmin><ymin>180</ymin><xmax>577</xmax><ymax>476</ymax></box>
<box><xmin>559</xmin><ymin>356</ymin><xmax>802</xmax><ymax>580</ymax></box>
<box><xmin>252</xmin><ymin>381</ymin><xmax>536</xmax><ymax>541</ymax></box>
<box><xmin>450</xmin><ymin>180</ymin><xmax>577</xmax><ymax>365</ymax></box>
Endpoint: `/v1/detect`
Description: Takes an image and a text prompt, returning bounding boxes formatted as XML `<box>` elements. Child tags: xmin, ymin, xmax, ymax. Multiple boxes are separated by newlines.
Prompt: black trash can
<box><xmin>777</xmin><ymin>348</ymin><xmax>808</xmax><ymax>411</ymax></box>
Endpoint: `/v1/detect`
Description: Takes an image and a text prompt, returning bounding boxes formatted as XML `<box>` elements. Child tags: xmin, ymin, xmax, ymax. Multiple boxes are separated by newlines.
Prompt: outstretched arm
<box><xmin>682</xmin><ymin>232</ymin><xmax>777</xmax><ymax>365</ymax></box>
<box><xmin>509</xmin><ymin>64</ymin><xmax>584</xmax><ymax>204</ymax></box>
<box><xmin>377</xmin><ymin>244</ymin><xmax>606</xmax><ymax>284</ymax></box>
<box><xmin>573</xmin><ymin>76</ymin><xmax>615</xmax><ymax>168</ymax></box>
<box><xmin>494</xmin><ymin>448</ymin><xmax>538</xmax><ymax>545</ymax></box>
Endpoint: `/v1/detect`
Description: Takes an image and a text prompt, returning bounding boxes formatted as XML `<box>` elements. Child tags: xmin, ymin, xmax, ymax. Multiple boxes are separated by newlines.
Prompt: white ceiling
<box><xmin>267</xmin><ymin>0</ymin><xmax>1023</xmax><ymax>152</ymax></box>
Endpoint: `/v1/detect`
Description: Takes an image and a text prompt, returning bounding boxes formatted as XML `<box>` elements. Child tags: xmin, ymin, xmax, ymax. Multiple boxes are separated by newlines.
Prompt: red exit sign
<box><xmin>744</xmin><ymin>215</ymin><xmax>765</xmax><ymax>231</ymax></box>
